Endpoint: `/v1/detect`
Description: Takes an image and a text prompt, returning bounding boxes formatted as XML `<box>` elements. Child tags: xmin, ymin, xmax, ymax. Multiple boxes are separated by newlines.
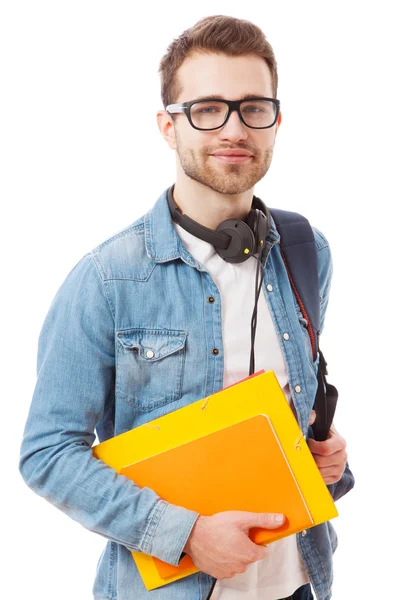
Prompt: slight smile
<box><xmin>211</xmin><ymin>155</ymin><xmax>253</xmax><ymax>163</ymax></box>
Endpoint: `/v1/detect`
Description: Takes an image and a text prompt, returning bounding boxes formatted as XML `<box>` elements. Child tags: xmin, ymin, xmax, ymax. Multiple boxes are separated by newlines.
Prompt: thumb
<box><xmin>238</xmin><ymin>511</ymin><xmax>286</xmax><ymax>531</ymax></box>
<box><xmin>309</xmin><ymin>410</ymin><xmax>316</xmax><ymax>426</ymax></box>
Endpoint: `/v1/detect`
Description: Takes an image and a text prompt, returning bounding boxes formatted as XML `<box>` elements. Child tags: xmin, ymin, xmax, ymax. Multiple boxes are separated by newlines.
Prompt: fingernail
<box><xmin>274</xmin><ymin>514</ymin><xmax>285</xmax><ymax>524</ymax></box>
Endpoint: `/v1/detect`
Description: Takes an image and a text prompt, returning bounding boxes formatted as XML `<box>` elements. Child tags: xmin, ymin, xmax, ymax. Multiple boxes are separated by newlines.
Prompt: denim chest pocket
<box><xmin>116</xmin><ymin>328</ymin><xmax>187</xmax><ymax>412</ymax></box>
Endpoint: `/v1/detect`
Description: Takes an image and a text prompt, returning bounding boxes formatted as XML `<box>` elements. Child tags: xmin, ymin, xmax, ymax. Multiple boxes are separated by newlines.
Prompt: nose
<box><xmin>218</xmin><ymin>108</ymin><xmax>248</xmax><ymax>143</ymax></box>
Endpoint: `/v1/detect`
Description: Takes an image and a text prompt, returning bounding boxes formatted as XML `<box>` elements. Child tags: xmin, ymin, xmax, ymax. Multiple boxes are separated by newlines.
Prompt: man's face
<box><xmin>168</xmin><ymin>51</ymin><xmax>281</xmax><ymax>196</ymax></box>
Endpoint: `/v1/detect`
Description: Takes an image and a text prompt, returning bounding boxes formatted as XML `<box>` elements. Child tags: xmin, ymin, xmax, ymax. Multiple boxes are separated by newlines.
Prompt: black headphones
<box><xmin>167</xmin><ymin>184</ymin><xmax>271</xmax><ymax>264</ymax></box>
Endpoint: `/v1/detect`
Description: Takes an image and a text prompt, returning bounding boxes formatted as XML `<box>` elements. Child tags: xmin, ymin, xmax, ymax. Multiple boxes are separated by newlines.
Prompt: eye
<box><xmin>243</xmin><ymin>105</ymin><xmax>265</xmax><ymax>113</ymax></box>
<box><xmin>191</xmin><ymin>102</ymin><xmax>226</xmax><ymax>115</ymax></box>
<box><xmin>197</xmin><ymin>107</ymin><xmax>218</xmax><ymax>114</ymax></box>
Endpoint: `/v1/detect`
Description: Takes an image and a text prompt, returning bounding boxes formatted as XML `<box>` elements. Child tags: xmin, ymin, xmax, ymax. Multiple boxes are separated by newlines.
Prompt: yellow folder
<box><xmin>92</xmin><ymin>370</ymin><xmax>338</xmax><ymax>590</ymax></box>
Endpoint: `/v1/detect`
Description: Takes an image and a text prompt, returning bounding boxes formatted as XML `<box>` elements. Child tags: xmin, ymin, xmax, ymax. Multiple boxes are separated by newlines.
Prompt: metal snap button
<box><xmin>146</xmin><ymin>350</ymin><xmax>155</xmax><ymax>359</ymax></box>
<box><xmin>266</xmin><ymin>284</ymin><xmax>273</xmax><ymax>292</ymax></box>
<box><xmin>283</xmin><ymin>332</ymin><xmax>290</xmax><ymax>341</ymax></box>
<box><xmin>301</xmin><ymin>529</ymin><xmax>307</xmax><ymax>537</ymax></box>
<box><xmin>294</xmin><ymin>385</ymin><xmax>301</xmax><ymax>393</ymax></box>
<box><xmin>208</xmin><ymin>296</ymin><xmax>215</xmax><ymax>303</ymax></box>
<box><xmin>212</xmin><ymin>348</ymin><xmax>219</xmax><ymax>356</ymax></box>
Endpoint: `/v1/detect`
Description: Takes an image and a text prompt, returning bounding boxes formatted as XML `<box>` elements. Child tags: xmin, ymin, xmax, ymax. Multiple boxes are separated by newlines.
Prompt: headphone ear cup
<box><xmin>246</xmin><ymin>208</ymin><xmax>269</xmax><ymax>254</ymax></box>
<box><xmin>215</xmin><ymin>219</ymin><xmax>256</xmax><ymax>263</ymax></box>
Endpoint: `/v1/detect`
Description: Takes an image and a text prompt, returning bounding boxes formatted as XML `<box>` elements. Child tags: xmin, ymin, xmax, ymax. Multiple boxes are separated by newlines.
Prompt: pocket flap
<box><xmin>116</xmin><ymin>328</ymin><xmax>187</xmax><ymax>362</ymax></box>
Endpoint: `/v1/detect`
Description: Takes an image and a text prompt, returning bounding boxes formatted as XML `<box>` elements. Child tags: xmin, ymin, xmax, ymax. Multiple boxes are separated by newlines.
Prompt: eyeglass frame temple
<box><xmin>165</xmin><ymin>97</ymin><xmax>280</xmax><ymax>130</ymax></box>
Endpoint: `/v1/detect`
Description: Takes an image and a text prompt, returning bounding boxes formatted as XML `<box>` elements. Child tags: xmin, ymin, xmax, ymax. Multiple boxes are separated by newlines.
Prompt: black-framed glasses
<box><xmin>166</xmin><ymin>97</ymin><xmax>280</xmax><ymax>131</ymax></box>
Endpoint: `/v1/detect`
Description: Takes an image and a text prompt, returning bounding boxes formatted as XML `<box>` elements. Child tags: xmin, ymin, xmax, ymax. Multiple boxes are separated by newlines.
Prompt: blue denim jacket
<box><xmin>19</xmin><ymin>185</ymin><xmax>355</xmax><ymax>600</ymax></box>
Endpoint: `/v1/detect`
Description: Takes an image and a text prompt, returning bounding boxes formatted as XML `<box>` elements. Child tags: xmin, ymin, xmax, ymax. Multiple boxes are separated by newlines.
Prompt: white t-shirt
<box><xmin>174</xmin><ymin>221</ymin><xmax>310</xmax><ymax>600</ymax></box>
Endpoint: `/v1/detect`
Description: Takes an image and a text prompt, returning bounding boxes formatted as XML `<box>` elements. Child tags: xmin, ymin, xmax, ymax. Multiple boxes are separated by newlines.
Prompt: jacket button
<box><xmin>301</xmin><ymin>529</ymin><xmax>307</xmax><ymax>537</ymax></box>
<box><xmin>283</xmin><ymin>332</ymin><xmax>290</xmax><ymax>341</ymax></box>
<box><xmin>208</xmin><ymin>296</ymin><xmax>215</xmax><ymax>303</ymax></box>
<box><xmin>212</xmin><ymin>348</ymin><xmax>219</xmax><ymax>356</ymax></box>
<box><xmin>146</xmin><ymin>350</ymin><xmax>155</xmax><ymax>358</ymax></box>
<box><xmin>294</xmin><ymin>385</ymin><xmax>301</xmax><ymax>393</ymax></box>
<box><xmin>266</xmin><ymin>284</ymin><xmax>273</xmax><ymax>292</ymax></box>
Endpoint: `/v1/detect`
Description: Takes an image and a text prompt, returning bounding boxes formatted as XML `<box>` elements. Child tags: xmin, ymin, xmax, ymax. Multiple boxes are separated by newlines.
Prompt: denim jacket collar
<box><xmin>144</xmin><ymin>185</ymin><xmax>281</xmax><ymax>268</ymax></box>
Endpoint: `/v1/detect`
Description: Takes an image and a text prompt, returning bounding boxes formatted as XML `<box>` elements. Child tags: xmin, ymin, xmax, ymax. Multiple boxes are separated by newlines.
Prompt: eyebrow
<box><xmin>191</xmin><ymin>93</ymin><xmax>269</xmax><ymax>101</ymax></box>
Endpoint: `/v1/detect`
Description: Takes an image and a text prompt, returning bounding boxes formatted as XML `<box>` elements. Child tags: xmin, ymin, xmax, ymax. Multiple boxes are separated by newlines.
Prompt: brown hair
<box><xmin>158</xmin><ymin>15</ymin><xmax>278</xmax><ymax>112</ymax></box>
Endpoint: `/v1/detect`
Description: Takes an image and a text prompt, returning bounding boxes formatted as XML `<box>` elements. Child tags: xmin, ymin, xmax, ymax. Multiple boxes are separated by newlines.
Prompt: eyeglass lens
<box><xmin>190</xmin><ymin>100</ymin><xmax>277</xmax><ymax>129</ymax></box>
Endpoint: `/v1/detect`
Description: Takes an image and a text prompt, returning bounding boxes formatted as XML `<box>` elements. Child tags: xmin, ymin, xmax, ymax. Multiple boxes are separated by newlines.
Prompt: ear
<box><xmin>273</xmin><ymin>111</ymin><xmax>282</xmax><ymax>141</ymax></box>
<box><xmin>157</xmin><ymin>110</ymin><xmax>177</xmax><ymax>150</ymax></box>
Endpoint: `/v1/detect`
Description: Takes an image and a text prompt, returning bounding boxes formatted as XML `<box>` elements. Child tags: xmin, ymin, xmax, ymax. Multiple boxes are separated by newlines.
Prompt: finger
<box><xmin>243</xmin><ymin>538</ymin><xmax>270</xmax><ymax>564</ymax></box>
<box><xmin>253</xmin><ymin>543</ymin><xmax>270</xmax><ymax>562</ymax></box>
<box><xmin>313</xmin><ymin>449</ymin><xmax>348</xmax><ymax>469</ymax></box>
<box><xmin>308</xmin><ymin>433</ymin><xmax>346</xmax><ymax>456</ymax></box>
<box><xmin>319</xmin><ymin>465</ymin><xmax>342</xmax><ymax>477</ymax></box>
<box><xmin>308</xmin><ymin>410</ymin><xmax>316</xmax><ymax>426</ymax></box>
<box><xmin>238</xmin><ymin>511</ymin><xmax>286</xmax><ymax>530</ymax></box>
<box><xmin>319</xmin><ymin>465</ymin><xmax>345</xmax><ymax>482</ymax></box>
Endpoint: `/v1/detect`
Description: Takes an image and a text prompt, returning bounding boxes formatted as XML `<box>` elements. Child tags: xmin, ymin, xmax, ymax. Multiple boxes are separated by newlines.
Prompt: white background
<box><xmin>1</xmin><ymin>1</ymin><xmax>399</xmax><ymax>598</ymax></box>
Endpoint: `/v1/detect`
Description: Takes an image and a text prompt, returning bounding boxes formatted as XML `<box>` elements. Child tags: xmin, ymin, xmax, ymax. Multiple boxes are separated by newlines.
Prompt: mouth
<box><xmin>210</xmin><ymin>155</ymin><xmax>253</xmax><ymax>164</ymax></box>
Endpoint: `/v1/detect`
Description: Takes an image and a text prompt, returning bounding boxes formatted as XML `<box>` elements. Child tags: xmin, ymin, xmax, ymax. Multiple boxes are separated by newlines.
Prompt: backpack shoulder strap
<box><xmin>268</xmin><ymin>208</ymin><xmax>320</xmax><ymax>360</ymax></box>
<box><xmin>268</xmin><ymin>208</ymin><xmax>337</xmax><ymax>441</ymax></box>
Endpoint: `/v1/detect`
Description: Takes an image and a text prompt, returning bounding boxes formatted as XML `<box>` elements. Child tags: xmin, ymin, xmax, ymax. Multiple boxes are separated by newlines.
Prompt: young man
<box><xmin>19</xmin><ymin>15</ymin><xmax>354</xmax><ymax>600</ymax></box>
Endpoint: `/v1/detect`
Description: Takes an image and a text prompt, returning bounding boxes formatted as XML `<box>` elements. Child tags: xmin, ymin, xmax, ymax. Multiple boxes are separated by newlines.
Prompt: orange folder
<box><xmin>121</xmin><ymin>413</ymin><xmax>313</xmax><ymax>580</ymax></box>
<box><xmin>92</xmin><ymin>370</ymin><xmax>338</xmax><ymax>590</ymax></box>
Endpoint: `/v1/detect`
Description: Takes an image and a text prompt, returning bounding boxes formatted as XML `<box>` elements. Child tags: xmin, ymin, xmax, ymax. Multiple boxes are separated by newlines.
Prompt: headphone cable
<box><xmin>249</xmin><ymin>252</ymin><xmax>266</xmax><ymax>375</ymax></box>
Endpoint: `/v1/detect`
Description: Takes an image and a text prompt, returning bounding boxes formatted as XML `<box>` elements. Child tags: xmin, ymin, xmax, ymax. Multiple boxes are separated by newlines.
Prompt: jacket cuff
<box><xmin>140</xmin><ymin>499</ymin><xmax>200</xmax><ymax>566</ymax></box>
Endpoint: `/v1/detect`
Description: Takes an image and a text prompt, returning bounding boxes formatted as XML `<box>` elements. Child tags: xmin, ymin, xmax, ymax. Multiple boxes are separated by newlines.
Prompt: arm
<box><xmin>19</xmin><ymin>252</ymin><xmax>198</xmax><ymax>565</ymax></box>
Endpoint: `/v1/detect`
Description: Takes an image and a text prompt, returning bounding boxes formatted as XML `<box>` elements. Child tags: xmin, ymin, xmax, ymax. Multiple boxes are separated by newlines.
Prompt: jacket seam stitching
<box><xmin>200</xmin><ymin>273</ymin><xmax>209</xmax><ymax>398</ymax></box>
<box><xmin>140</xmin><ymin>499</ymin><xmax>167</xmax><ymax>554</ymax></box>
<box><xmin>107</xmin><ymin>541</ymin><xmax>117</xmax><ymax>600</ymax></box>
<box><xmin>90</xmin><ymin>252</ymin><xmax>116</xmax><ymax>320</ymax></box>
<box><xmin>93</xmin><ymin>223</ymin><xmax>145</xmax><ymax>252</ymax></box>
<box><xmin>268</xmin><ymin>248</ymin><xmax>309</xmax><ymax>426</ymax></box>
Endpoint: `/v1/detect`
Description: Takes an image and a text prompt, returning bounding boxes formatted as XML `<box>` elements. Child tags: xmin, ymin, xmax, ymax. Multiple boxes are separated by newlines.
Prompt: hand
<box><xmin>307</xmin><ymin>411</ymin><xmax>348</xmax><ymax>485</ymax></box>
<box><xmin>183</xmin><ymin>510</ymin><xmax>286</xmax><ymax>579</ymax></box>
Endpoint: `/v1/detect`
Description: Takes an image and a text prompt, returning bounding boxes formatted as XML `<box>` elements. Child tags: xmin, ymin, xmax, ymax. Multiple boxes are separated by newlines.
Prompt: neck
<box><xmin>172</xmin><ymin>173</ymin><xmax>255</xmax><ymax>230</ymax></box>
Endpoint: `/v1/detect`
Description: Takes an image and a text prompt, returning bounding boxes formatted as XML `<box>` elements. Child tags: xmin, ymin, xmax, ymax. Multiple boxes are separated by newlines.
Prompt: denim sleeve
<box><xmin>312</xmin><ymin>226</ymin><xmax>333</xmax><ymax>336</ymax></box>
<box><xmin>327</xmin><ymin>461</ymin><xmax>355</xmax><ymax>501</ymax></box>
<box><xmin>312</xmin><ymin>227</ymin><xmax>356</xmax><ymax>501</ymax></box>
<box><xmin>19</xmin><ymin>252</ymin><xmax>199</xmax><ymax>566</ymax></box>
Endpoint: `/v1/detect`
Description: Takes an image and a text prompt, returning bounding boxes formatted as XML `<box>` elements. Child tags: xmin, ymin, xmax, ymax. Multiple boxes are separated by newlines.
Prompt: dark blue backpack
<box><xmin>269</xmin><ymin>208</ymin><xmax>338</xmax><ymax>442</ymax></box>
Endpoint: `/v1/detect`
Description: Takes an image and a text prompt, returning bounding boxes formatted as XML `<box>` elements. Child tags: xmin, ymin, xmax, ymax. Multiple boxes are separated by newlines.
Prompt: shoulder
<box><xmin>310</xmin><ymin>225</ymin><xmax>333</xmax><ymax>299</ymax></box>
<box><xmin>88</xmin><ymin>214</ymin><xmax>155</xmax><ymax>282</ymax></box>
<box><xmin>311</xmin><ymin>225</ymin><xmax>330</xmax><ymax>252</ymax></box>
